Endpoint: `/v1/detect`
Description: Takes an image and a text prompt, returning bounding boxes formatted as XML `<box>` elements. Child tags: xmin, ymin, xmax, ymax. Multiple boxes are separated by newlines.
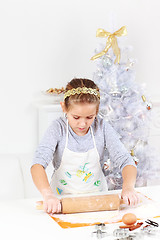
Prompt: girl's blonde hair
<box><xmin>64</xmin><ymin>78</ymin><xmax>100</xmax><ymax>112</ymax></box>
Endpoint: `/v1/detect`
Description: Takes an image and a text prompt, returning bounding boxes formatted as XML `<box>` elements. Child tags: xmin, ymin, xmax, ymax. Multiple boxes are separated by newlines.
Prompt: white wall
<box><xmin>0</xmin><ymin>0</ymin><xmax>160</xmax><ymax>154</ymax></box>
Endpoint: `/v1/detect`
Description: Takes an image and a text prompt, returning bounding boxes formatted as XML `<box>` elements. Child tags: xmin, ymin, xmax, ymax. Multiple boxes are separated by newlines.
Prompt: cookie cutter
<box><xmin>113</xmin><ymin>228</ymin><xmax>142</xmax><ymax>239</ymax></box>
<box><xmin>141</xmin><ymin>219</ymin><xmax>160</xmax><ymax>237</ymax></box>
<box><xmin>95</xmin><ymin>223</ymin><xmax>106</xmax><ymax>230</ymax></box>
<box><xmin>141</xmin><ymin>225</ymin><xmax>158</xmax><ymax>235</ymax></box>
<box><xmin>92</xmin><ymin>223</ymin><xmax>108</xmax><ymax>239</ymax></box>
<box><xmin>113</xmin><ymin>229</ymin><xmax>129</xmax><ymax>238</ymax></box>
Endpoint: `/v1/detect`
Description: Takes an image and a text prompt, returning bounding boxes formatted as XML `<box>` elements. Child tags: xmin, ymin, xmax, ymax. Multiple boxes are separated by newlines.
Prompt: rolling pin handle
<box><xmin>60</xmin><ymin>200</ymin><xmax>63</xmax><ymax>213</ymax></box>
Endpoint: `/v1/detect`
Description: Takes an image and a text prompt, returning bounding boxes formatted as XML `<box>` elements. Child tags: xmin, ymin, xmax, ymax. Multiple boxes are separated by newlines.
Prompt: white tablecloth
<box><xmin>1</xmin><ymin>185</ymin><xmax>160</xmax><ymax>240</ymax></box>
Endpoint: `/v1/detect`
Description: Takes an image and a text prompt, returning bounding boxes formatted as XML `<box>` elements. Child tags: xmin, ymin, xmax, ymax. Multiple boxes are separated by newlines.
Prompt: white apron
<box><xmin>50</xmin><ymin>120</ymin><xmax>108</xmax><ymax>196</ymax></box>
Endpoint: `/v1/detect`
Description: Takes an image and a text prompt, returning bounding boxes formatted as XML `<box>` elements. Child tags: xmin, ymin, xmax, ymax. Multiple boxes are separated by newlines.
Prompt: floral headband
<box><xmin>64</xmin><ymin>87</ymin><xmax>100</xmax><ymax>100</ymax></box>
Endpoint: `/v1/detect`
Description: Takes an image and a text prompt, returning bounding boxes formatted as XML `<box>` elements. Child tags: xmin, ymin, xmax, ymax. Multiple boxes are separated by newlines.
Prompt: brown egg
<box><xmin>122</xmin><ymin>213</ymin><xmax>137</xmax><ymax>225</ymax></box>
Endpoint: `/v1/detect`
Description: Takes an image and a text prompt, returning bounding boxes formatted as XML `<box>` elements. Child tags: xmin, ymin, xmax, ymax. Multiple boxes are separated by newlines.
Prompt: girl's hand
<box><xmin>121</xmin><ymin>187</ymin><xmax>141</xmax><ymax>206</ymax></box>
<box><xmin>42</xmin><ymin>189</ymin><xmax>61</xmax><ymax>214</ymax></box>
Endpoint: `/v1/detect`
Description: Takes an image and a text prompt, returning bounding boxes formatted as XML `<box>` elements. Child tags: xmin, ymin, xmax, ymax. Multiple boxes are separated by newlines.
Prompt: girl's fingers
<box><xmin>44</xmin><ymin>200</ymin><xmax>61</xmax><ymax>214</ymax></box>
<box><xmin>122</xmin><ymin>195</ymin><xmax>129</xmax><ymax>205</ymax></box>
<box><xmin>126</xmin><ymin>192</ymin><xmax>141</xmax><ymax>206</ymax></box>
<box><xmin>122</xmin><ymin>189</ymin><xmax>141</xmax><ymax>206</ymax></box>
<box><xmin>129</xmin><ymin>194</ymin><xmax>136</xmax><ymax>206</ymax></box>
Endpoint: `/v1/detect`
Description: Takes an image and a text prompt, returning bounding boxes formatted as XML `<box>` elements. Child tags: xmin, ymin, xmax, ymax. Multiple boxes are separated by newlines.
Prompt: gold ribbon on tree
<box><xmin>91</xmin><ymin>26</ymin><xmax>127</xmax><ymax>64</ymax></box>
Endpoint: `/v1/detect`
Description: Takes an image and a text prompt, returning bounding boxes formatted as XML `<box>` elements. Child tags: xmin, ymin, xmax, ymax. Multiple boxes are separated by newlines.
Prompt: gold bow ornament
<box><xmin>91</xmin><ymin>26</ymin><xmax>127</xmax><ymax>64</ymax></box>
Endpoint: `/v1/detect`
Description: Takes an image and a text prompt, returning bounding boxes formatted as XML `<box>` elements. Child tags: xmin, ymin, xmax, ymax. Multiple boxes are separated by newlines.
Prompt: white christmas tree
<box><xmin>91</xmin><ymin>26</ymin><xmax>160</xmax><ymax>190</ymax></box>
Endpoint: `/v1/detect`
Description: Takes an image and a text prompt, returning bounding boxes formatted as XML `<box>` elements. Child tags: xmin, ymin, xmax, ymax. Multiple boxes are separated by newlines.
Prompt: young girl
<box><xmin>31</xmin><ymin>78</ymin><xmax>139</xmax><ymax>214</ymax></box>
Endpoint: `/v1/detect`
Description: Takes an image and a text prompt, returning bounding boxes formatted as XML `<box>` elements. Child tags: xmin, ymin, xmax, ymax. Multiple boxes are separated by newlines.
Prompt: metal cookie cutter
<box><xmin>141</xmin><ymin>219</ymin><xmax>159</xmax><ymax>236</ymax></box>
<box><xmin>92</xmin><ymin>223</ymin><xmax>108</xmax><ymax>239</ymax></box>
<box><xmin>141</xmin><ymin>225</ymin><xmax>157</xmax><ymax>235</ymax></box>
<box><xmin>113</xmin><ymin>228</ymin><xmax>141</xmax><ymax>240</ymax></box>
<box><xmin>113</xmin><ymin>229</ymin><xmax>130</xmax><ymax>239</ymax></box>
<box><xmin>95</xmin><ymin>223</ymin><xmax>106</xmax><ymax>230</ymax></box>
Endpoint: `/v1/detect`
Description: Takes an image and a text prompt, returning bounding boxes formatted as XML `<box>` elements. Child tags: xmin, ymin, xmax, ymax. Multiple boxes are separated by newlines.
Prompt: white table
<box><xmin>1</xmin><ymin>186</ymin><xmax>160</xmax><ymax>240</ymax></box>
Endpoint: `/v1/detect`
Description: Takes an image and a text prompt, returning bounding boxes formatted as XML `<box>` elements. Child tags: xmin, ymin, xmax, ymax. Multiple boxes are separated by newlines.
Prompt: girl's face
<box><xmin>61</xmin><ymin>102</ymin><xmax>97</xmax><ymax>136</ymax></box>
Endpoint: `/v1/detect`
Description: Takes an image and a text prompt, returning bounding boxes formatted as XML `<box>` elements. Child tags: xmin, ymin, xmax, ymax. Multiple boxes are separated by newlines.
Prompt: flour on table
<box><xmin>52</xmin><ymin>210</ymin><xmax>120</xmax><ymax>224</ymax></box>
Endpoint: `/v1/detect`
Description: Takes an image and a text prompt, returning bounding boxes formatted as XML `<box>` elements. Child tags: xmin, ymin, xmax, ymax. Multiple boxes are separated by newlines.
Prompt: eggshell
<box><xmin>122</xmin><ymin>213</ymin><xmax>137</xmax><ymax>225</ymax></box>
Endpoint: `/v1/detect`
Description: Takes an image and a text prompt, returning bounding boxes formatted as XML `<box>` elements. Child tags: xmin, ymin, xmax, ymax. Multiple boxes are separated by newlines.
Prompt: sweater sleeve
<box><xmin>31</xmin><ymin>120</ymin><xmax>61</xmax><ymax>169</ymax></box>
<box><xmin>104</xmin><ymin>121</ymin><xmax>136</xmax><ymax>171</ymax></box>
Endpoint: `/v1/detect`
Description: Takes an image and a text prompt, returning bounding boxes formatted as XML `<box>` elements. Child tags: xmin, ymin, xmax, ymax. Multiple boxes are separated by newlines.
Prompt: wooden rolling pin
<box><xmin>37</xmin><ymin>194</ymin><xmax>123</xmax><ymax>214</ymax></box>
<box><xmin>61</xmin><ymin>194</ymin><xmax>120</xmax><ymax>213</ymax></box>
